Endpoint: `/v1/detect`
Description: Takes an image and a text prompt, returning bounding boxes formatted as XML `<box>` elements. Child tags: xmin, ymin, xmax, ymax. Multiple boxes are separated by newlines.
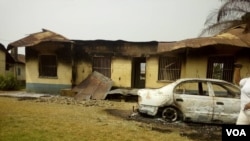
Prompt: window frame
<box><xmin>158</xmin><ymin>56</ymin><xmax>181</xmax><ymax>81</ymax></box>
<box><xmin>39</xmin><ymin>54</ymin><xmax>58</xmax><ymax>78</ymax></box>
<box><xmin>92</xmin><ymin>56</ymin><xmax>111</xmax><ymax>78</ymax></box>
<box><xmin>206</xmin><ymin>56</ymin><xmax>234</xmax><ymax>82</ymax></box>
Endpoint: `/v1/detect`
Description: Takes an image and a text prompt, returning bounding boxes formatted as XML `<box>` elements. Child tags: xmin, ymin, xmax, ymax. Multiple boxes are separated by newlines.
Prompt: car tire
<box><xmin>162</xmin><ymin>107</ymin><xmax>179</xmax><ymax>122</ymax></box>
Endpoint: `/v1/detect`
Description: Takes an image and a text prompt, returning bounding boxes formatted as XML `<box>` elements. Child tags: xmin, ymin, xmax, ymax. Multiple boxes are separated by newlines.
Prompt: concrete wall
<box><xmin>25</xmin><ymin>40</ymin><xmax>250</xmax><ymax>93</ymax></box>
<box><xmin>145</xmin><ymin>54</ymin><xmax>225</xmax><ymax>89</ymax></box>
<box><xmin>111</xmin><ymin>57</ymin><xmax>132</xmax><ymax>88</ymax></box>
<box><xmin>26</xmin><ymin>42</ymin><xmax>72</xmax><ymax>94</ymax></box>
<box><xmin>144</xmin><ymin>55</ymin><xmax>207</xmax><ymax>89</ymax></box>
<box><xmin>145</xmin><ymin>56</ymin><xmax>165</xmax><ymax>88</ymax></box>
<box><xmin>75</xmin><ymin>60</ymin><xmax>92</xmax><ymax>84</ymax></box>
<box><xmin>75</xmin><ymin>56</ymin><xmax>132</xmax><ymax>88</ymax></box>
<box><xmin>184</xmin><ymin>55</ymin><xmax>208</xmax><ymax>78</ymax></box>
<box><xmin>26</xmin><ymin>58</ymin><xmax>72</xmax><ymax>94</ymax></box>
<box><xmin>15</xmin><ymin>63</ymin><xmax>25</xmax><ymax>81</ymax></box>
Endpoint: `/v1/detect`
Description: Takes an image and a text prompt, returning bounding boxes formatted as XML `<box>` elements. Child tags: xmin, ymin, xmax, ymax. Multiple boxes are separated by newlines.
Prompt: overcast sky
<box><xmin>0</xmin><ymin>0</ymin><xmax>222</xmax><ymax>54</ymax></box>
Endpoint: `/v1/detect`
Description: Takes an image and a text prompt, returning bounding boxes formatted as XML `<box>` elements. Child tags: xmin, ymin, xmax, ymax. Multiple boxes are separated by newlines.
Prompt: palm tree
<box><xmin>200</xmin><ymin>0</ymin><xmax>250</xmax><ymax>37</ymax></box>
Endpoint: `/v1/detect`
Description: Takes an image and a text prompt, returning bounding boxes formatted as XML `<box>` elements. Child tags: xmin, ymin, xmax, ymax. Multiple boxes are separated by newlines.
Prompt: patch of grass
<box><xmin>0</xmin><ymin>97</ymin><xmax>191</xmax><ymax>141</ymax></box>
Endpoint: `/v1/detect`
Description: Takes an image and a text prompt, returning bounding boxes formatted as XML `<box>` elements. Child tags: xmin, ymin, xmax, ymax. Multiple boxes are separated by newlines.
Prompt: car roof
<box><xmin>175</xmin><ymin>78</ymin><xmax>237</xmax><ymax>85</ymax></box>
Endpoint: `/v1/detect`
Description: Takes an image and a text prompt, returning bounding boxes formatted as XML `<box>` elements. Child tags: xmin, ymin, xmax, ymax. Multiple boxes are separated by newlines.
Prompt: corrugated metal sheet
<box><xmin>158</xmin><ymin>25</ymin><xmax>250</xmax><ymax>53</ymax></box>
<box><xmin>73</xmin><ymin>71</ymin><xmax>113</xmax><ymax>100</ymax></box>
<box><xmin>7</xmin><ymin>29</ymin><xmax>72</xmax><ymax>50</ymax></box>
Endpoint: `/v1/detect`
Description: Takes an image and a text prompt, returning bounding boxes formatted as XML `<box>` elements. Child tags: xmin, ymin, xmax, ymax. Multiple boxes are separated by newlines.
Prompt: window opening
<box><xmin>158</xmin><ymin>56</ymin><xmax>181</xmax><ymax>81</ymax></box>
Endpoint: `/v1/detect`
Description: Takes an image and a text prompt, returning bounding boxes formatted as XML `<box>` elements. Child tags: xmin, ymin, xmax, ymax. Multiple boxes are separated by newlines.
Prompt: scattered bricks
<box><xmin>60</xmin><ymin>89</ymin><xmax>77</xmax><ymax>97</ymax></box>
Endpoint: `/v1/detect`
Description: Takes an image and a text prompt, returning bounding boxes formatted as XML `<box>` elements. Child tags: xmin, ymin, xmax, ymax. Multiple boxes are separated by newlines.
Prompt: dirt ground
<box><xmin>105</xmin><ymin>106</ymin><xmax>222</xmax><ymax>141</ymax></box>
<box><xmin>0</xmin><ymin>92</ymin><xmax>222</xmax><ymax>141</ymax></box>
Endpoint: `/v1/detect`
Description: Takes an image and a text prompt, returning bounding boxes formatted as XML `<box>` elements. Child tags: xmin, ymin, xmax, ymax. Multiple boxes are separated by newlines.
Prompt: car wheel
<box><xmin>162</xmin><ymin>107</ymin><xmax>179</xmax><ymax>122</ymax></box>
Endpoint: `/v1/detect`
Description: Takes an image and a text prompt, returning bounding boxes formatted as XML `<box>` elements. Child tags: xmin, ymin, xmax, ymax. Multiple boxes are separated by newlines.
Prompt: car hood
<box><xmin>137</xmin><ymin>83</ymin><xmax>174</xmax><ymax>107</ymax></box>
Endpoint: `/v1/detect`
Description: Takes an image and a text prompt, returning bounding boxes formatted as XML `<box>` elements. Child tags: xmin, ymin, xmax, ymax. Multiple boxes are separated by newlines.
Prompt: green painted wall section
<box><xmin>26</xmin><ymin>83</ymin><xmax>71</xmax><ymax>95</ymax></box>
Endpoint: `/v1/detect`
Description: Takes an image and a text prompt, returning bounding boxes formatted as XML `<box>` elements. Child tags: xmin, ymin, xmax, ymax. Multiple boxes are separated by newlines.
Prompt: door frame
<box><xmin>131</xmin><ymin>57</ymin><xmax>146</xmax><ymax>88</ymax></box>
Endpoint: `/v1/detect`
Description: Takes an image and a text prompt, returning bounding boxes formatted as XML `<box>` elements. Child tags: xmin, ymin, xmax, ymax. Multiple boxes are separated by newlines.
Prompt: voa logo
<box><xmin>226</xmin><ymin>129</ymin><xmax>246</xmax><ymax>136</ymax></box>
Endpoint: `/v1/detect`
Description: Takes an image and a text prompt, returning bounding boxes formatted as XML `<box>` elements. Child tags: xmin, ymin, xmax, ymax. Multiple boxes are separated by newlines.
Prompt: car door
<box><xmin>173</xmin><ymin>80</ymin><xmax>214</xmax><ymax>123</ymax></box>
<box><xmin>210</xmin><ymin>82</ymin><xmax>241</xmax><ymax>124</ymax></box>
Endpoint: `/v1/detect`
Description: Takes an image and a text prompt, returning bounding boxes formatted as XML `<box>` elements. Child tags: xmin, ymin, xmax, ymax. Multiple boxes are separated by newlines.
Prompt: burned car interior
<box><xmin>173</xmin><ymin>81</ymin><xmax>240</xmax><ymax>98</ymax></box>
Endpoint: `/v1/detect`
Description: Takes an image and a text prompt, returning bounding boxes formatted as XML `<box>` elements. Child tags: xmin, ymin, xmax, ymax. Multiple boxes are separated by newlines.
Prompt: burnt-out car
<box><xmin>137</xmin><ymin>78</ymin><xmax>241</xmax><ymax>124</ymax></box>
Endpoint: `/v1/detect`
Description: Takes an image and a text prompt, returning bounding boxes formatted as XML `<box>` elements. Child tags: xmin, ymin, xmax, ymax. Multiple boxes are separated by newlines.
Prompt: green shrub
<box><xmin>0</xmin><ymin>74</ymin><xmax>20</xmax><ymax>90</ymax></box>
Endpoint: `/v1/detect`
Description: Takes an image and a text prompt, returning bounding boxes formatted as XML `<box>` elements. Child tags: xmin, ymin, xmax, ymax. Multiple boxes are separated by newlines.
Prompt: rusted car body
<box><xmin>137</xmin><ymin>78</ymin><xmax>241</xmax><ymax>124</ymax></box>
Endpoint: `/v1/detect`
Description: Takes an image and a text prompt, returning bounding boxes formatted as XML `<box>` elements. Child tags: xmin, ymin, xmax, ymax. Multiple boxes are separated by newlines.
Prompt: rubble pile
<box><xmin>31</xmin><ymin>96</ymin><xmax>116</xmax><ymax>107</ymax></box>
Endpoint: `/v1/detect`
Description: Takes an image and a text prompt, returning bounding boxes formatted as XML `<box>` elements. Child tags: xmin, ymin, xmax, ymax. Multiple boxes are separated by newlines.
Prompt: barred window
<box><xmin>207</xmin><ymin>56</ymin><xmax>234</xmax><ymax>82</ymax></box>
<box><xmin>39</xmin><ymin>55</ymin><xmax>57</xmax><ymax>77</ymax></box>
<box><xmin>158</xmin><ymin>56</ymin><xmax>181</xmax><ymax>81</ymax></box>
<box><xmin>93</xmin><ymin>56</ymin><xmax>111</xmax><ymax>78</ymax></box>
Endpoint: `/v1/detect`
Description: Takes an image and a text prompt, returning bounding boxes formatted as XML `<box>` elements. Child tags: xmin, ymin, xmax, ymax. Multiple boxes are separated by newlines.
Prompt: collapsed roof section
<box><xmin>73</xmin><ymin>71</ymin><xmax>113</xmax><ymax>100</ymax></box>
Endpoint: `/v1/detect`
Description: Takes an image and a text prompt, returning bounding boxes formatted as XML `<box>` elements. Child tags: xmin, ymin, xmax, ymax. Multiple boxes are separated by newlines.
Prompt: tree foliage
<box><xmin>200</xmin><ymin>0</ymin><xmax>250</xmax><ymax>37</ymax></box>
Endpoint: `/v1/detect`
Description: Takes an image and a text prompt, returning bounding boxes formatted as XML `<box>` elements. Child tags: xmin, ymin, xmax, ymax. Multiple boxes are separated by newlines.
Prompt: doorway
<box><xmin>131</xmin><ymin>57</ymin><xmax>146</xmax><ymax>88</ymax></box>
